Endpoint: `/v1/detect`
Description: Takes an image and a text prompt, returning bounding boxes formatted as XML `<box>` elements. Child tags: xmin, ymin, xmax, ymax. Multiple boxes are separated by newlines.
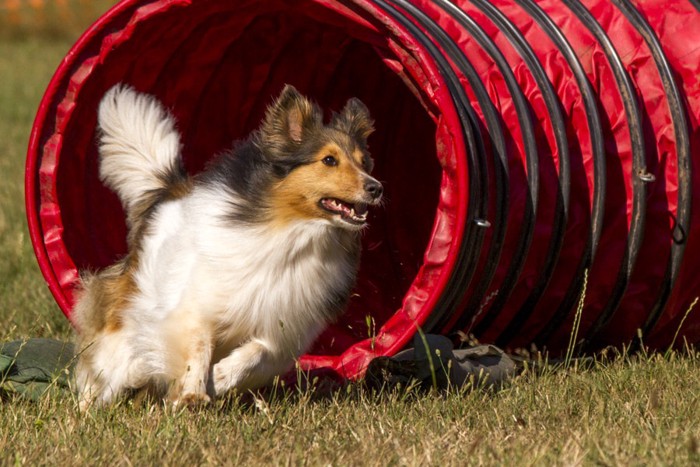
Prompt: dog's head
<box><xmin>259</xmin><ymin>85</ymin><xmax>382</xmax><ymax>230</ymax></box>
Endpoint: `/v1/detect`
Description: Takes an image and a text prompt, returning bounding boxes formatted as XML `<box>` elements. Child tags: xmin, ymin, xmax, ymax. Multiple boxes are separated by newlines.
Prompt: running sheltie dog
<box><xmin>73</xmin><ymin>84</ymin><xmax>382</xmax><ymax>409</ymax></box>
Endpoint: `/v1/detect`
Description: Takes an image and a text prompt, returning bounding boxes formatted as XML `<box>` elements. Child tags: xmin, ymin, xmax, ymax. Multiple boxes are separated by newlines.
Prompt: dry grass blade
<box><xmin>666</xmin><ymin>296</ymin><xmax>699</xmax><ymax>357</ymax></box>
<box><xmin>564</xmin><ymin>269</ymin><xmax>588</xmax><ymax>367</ymax></box>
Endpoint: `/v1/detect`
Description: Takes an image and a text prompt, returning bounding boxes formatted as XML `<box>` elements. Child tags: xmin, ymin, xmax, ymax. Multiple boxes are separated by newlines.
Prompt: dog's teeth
<box><xmin>322</xmin><ymin>198</ymin><xmax>368</xmax><ymax>223</ymax></box>
<box><xmin>350</xmin><ymin>209</ymin><xmax>367</xmax><ymax>222</ymax></box>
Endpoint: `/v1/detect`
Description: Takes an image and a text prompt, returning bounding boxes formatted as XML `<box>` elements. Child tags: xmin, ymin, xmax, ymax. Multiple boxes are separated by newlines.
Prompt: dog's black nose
<box><xmin>365</xmin><ymin>179</ymin><xmax>383</xmax><ymax>200</ymax></box>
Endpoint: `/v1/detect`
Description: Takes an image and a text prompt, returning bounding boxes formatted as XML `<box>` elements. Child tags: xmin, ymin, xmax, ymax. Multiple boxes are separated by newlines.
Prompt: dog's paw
<box><xmin>171</xmin><ymin>392</ymin><xmax>211</xmax><ymax>408</ymax></box>
<box><xmin>213</xmin><ymin>363</ymin><xmax>235</xmax><ymax>396</ymax></box>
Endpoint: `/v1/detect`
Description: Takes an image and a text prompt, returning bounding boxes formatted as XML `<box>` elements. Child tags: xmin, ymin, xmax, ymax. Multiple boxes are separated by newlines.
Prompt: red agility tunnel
<box><xmin>26</xmin><ymin>0</ymin><xmax>700</xmax><ymax>379</ymax></box>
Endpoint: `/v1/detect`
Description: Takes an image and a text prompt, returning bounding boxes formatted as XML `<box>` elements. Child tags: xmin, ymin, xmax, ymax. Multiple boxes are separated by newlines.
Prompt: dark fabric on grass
<box><xmin>365</xmin><ymin>334</ymin><xmax>516</xmax><ymax>390</ymax></box>
<box><xmin>0</xmin><ymin>338</ymin><xmax>75</xmax><ymax>400</ymax></box>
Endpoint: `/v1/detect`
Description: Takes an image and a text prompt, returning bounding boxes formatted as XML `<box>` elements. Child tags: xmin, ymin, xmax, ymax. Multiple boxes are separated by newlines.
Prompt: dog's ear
<box><xmin>331</xmin><ymin>98</ymin><xmax>375</xmax><ymax>144</ymax></box>
<box><xmin>260</xmin><ymin>85</ymin><xmax>322</xmax><ymax>149</ymax></box>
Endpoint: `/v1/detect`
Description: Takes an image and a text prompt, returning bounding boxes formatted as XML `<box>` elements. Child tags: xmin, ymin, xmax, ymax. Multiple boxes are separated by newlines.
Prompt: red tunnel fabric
<box><xmin>26</xmin><ymin>0</ymin><xmax>700</xmax><ymax>380</ymax></box>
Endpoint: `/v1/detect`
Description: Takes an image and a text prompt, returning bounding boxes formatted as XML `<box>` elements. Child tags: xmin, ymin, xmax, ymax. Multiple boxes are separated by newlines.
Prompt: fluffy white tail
<box><xmin>97</xmin><ymin>84</ymin><xmax>184</xmax><ymax>221</ymax></box>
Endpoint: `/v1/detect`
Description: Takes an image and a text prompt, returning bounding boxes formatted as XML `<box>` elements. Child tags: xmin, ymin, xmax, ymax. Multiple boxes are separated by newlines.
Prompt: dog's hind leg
<box><xmin>212</xmin><ymin>338</ymin><xmax>286</xmax><ymax>396</ymax></box>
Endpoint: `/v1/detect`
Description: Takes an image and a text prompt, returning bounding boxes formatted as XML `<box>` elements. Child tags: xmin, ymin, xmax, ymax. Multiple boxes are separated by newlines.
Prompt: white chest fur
<box><xmin>131</xmin><ymin>185</ymin><xmax>359</xmax><ymax>362</ymax></box>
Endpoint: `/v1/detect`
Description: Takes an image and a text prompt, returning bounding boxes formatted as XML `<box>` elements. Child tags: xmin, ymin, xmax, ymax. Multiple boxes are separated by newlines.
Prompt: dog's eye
<box><xmin>322</xmin><ymin>155</ymin><xmax>338</xmax><ymax>167</ymax></box>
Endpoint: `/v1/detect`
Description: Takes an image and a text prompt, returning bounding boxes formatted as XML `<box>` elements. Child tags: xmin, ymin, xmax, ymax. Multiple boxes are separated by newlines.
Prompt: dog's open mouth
<box><xmin>320</xmin><ymin>198</ymin><xmax>369</xmax><ymax>225</ymax></box>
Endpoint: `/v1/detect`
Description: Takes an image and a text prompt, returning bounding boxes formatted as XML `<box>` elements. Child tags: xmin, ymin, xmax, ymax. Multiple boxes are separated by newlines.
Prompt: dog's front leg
<box><xmin>168</xmin><ymin>324</ymin><xmax>213</xmax><ymax>406</ymax></box>
<box><xmin>213</xmin><ymin>338</ymin><xmax>282</xmax><ymax>397</ymax></box>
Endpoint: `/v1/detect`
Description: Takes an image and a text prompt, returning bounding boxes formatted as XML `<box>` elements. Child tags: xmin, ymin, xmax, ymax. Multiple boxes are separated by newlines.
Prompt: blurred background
<box><xmin>0</xmin><ymin>0</ymin><xmax>115</xmax><ymax>341</ymax></box>
<box><xmin>1</xmin><ymin>0</ymin><xmax>114</xmax><ymax>38</ymax></box>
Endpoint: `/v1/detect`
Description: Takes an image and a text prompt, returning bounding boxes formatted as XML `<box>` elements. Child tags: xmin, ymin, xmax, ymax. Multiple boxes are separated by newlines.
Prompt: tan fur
<box><xmin>270</xmin><ymin>142</ymin><xmax>368</xmax><ymax>227</ymax></box>
<box><xmin>163</xmin><ymin>177</ymin><xmax>194</xmax><ymax>201</ymax></box>
<box><xmin>73</xmin><ymin>260</ymin><xmax>141</xmax><ymax>408</ymax></box>
<box><xmin>352</xmin><ymin>149</ymin><xmax>365</xmax><ymax>166</ymax></box>
<box><xmin>75</xmin><ymin>261</ymin><xmax>138</xmax><ymax>336</ymax></box>
<box><xmin>127</xmin><ymin>178</ymin><xmax>193</xmax><ymax>249</ymax></box>
<box><xmin>162</xmin><ymin>306</ymin><xmax>213</xmax><ymax>405</ymax></box>
<box><xmin>260</xmin><ymin>86</ymin><xmax>321</xmax><ymax>153</ymax></box>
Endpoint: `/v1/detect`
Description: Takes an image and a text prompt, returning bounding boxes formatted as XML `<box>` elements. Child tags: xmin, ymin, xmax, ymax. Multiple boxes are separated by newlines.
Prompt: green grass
<box><xmin>2</xmin><ymin>17</ymin><xmax>700</xmax><ymax>467</ymax></box>
<box><xmin>0</xmin><ymin>35</ymin><xmax>75</xmax><ymax>341</ymax></box>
